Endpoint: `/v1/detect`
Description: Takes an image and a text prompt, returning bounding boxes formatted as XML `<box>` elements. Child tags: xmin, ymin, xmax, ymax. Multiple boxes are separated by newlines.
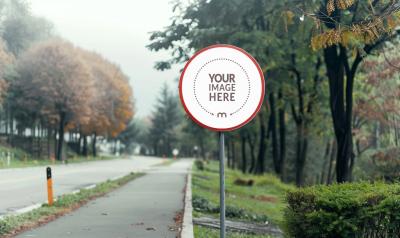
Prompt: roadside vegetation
<box><xmin>0</xmin><ymin>172</ymin><xmax>144</xmax><ymax>237</ymax></box>
<box><xmin>0</xmin><ymin>144</ymin><xmax>124</xmax><ymax>169</ymax></box>
<box><xmin>0</xmin><ymin>0</ymin><xmax>136</xmax><ymax>164</ymax></box>
<box><xmin>194</xmin><ymin>226</ymin><xmax>273</xmax><ymax>238</ymax></box>
<box><xmin>192</xmin><ymin>160</ymin><xmax>292</xmax><ymax>237</ymax></box>
<box><xmin>148</xmin><ymin>2</ymin><xmax>400</xmax><ymax>235</ymax></box>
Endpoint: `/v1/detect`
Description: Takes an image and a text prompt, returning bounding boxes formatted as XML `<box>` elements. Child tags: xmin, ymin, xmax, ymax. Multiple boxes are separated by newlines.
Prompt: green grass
<box><xmin>194</xmin><ymin>225</ymin><xmax>274</xmax><ymax>238</ymax></box>
<box><xmin>192</xmin><ymin>160</ymin><xmax>293</xmax><ymax>237</ymax></box>
<box><xmin>0</xmin><ymin>172</ymin><xmax>144</xmax><ymax>236</ymax></box>
<box><xmin>0</xmin><ymin>145</ymin><xmax>124</xmax><ymax>169</ymax></box>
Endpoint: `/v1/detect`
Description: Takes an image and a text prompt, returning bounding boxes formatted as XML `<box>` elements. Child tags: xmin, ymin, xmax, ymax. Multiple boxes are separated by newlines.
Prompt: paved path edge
<box><xmin>0</xmin><ymin>168</ymin><xmax>146</xmax><ymax>220</ymax></box>
<box><xmin>181</xmin><ymin>168</ymin><xmax>194</xmax><ymax>238</ymax></box>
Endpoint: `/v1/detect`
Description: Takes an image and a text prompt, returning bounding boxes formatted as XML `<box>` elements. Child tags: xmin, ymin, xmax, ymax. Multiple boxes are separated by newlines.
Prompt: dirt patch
<box><xmin>234</xmin><ymin>178</ymin><xmax>254</xmax><ymax>186</ymax></box>
<box><xmin>251</xmin><ymin>195</ymin><xmax>278</xmax><ymax>203</ymax></box>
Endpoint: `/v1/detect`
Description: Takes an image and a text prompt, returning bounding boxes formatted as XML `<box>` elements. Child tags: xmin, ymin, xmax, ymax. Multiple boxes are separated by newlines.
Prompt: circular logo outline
<box><xmin>179</xmin><ymin>44</ymin><xmax>265</xmax><ymax>132</ymax></box>
<box><xmin>193</xmin><ymin>58</ymin><xmax>251</xmax><ymax>116</ymax></box>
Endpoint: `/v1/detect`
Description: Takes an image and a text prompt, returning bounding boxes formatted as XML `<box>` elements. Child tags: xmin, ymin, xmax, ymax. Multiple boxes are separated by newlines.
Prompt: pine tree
<box><xmin>148</xmin><ymin>83</ymin><xmax>181</xmax><ymax>157</ymax></box>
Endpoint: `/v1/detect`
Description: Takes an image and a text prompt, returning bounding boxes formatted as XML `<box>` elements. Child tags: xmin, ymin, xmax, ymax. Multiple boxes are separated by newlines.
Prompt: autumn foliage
<box><xmin>79</xmin><ymin>51</ymin><xmax>133</xmax><ymax>138</ymax></box>
<box><xmin>9</xmin><ymin>38</ymin><xmax>134</xmax><ymax>160</ymax></box>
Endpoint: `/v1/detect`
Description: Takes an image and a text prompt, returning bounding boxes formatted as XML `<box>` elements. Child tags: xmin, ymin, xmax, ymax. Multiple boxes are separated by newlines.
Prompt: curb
<box><xmin>181</xmin><ymin>170</ymin><xmax>194</xmax><ymax>238</ymax></box>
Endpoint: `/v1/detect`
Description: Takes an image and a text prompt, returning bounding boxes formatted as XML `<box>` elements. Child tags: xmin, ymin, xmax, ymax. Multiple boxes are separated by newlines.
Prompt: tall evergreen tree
<box><xmin>148</xmin><ymin>83</ymin><xmax>181</xmax><ymax>157</ymax></box>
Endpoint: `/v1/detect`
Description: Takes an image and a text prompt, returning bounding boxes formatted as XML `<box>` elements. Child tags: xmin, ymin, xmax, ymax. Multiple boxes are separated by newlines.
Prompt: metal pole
<box><xmin>219</xmin><ymin>132</ymin><xmax>225</xmax><ymax>238</ymax></box>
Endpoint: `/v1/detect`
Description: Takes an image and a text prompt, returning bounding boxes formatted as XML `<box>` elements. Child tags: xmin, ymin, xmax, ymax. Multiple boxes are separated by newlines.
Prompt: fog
<box><xmin>30</xmin><ymin>0</ymin><xmax>181</xmax><ymax>117</ymax></box>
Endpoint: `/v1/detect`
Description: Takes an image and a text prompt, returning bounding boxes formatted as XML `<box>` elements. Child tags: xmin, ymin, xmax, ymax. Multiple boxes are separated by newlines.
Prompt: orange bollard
<box><xmin>46</xmin><ymin>167</ymin><xmax>53</xmax><ymax>206</ymax></box>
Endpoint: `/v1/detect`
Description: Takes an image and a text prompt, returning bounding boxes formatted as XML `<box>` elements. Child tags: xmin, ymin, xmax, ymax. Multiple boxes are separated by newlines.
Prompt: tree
<box><xmin>0</xmin><ymin>39</ymin><xmax>14</xmax><ymax>103</ymax></box>
<box><xmin>182</xmin><ymin>119</ymin><xmax>214</xmax><ymax>159</ymax></box>
<box><xmin>148</xmin><ymin>0</ymin><xmax>329</xmax><ymax>185</ymax></box>
<box><xmin>148</xmin><ymin>83</ymin><xmax>181</xmax><ymax>157</ymax></box>
<box><xmin>13</xmin><ymin>39</ymin><xmax>94</xmax><ymax>161</ymax></box>
<box><xmin>117</xmin><ymin>120</ymin><xmax>140</xmax><ymax>154</ymax></box>
<box><xmin>308</xmin><ymin>0</ymin><xmax>400</xmax><ymax>182</ymax></box>
<box><xmin>79</xmin><ymin>50</ymin><xmax>134</xmax><ymax>156</ymax></box>
<box><xmin>1</xmin><ymin>0</ymin><xmax>53</xmax><ymax>55</ymax></box>
<box><xmin>148</xmin><ymin>0</ymin><xmax>285</xmax><ymax>174</ymax></box>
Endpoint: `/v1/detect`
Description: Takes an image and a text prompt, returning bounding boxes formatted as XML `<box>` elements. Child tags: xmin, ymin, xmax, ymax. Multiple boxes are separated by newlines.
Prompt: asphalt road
<box><xmin>0</xmin><ymin>156</ymin><xmax>163</xmax><ymax>216</ymax></box>
<box><xmin>16</xmin><ymin>159</ymin><xmax>193</xmax><ymax>238</ymax></box>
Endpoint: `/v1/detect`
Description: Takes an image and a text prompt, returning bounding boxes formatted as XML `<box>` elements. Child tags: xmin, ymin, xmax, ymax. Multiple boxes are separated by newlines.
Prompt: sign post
<box><xmin>218</xmin><ymin>132</ymin><xmax>225</xmax><ymax>237</ymax></box>
<box><xmin>179</xmin><ymin>44</ymin><xmax>265</xmax><ymax>238</ymax></box>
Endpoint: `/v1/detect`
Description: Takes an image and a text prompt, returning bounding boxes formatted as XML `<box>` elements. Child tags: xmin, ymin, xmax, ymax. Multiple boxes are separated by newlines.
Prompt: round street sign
<box><xmin>179</xmin><ymin>44</ymin><xmax>265</xmax><ymax>131</ymax></box>
<box><xmin>172</xmin><ymin>148</ymin><xmax>179</xmax><ymax>156</ymax></box>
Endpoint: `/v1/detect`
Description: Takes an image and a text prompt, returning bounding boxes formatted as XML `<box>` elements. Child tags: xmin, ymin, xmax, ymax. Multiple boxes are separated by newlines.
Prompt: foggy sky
<box><xmin>29</xmin><ymin>0</ymin><xmax>181</xmax><ymax>117</ymax></box>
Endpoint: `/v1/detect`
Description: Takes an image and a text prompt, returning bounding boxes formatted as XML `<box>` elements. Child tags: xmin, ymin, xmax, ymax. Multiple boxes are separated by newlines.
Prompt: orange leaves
<box><xmin>327</xmin><ymin>0</ymin><xmax>335</xmax><ymax>16</ymax></box>
<box><xmin>354</xmin><ymin>53</ymin><xmax>400</xmax><ymax>127</ymax></box>
<box><xmin>327</xmin><ymin>0</ymin><xmax>355</xmax><ymax>15</ymax></box>
<box><xmin>13</xmin><ymin>38</ymin><xmax>134</xmax><ymax>138</ymax></box>
<box><xmin>311</xmin><ymin>16</ymin><xmax>395</xmax><ymax>50</ymax></box>
<box><xmin>14</xmin><ymin>38</ymin><xmax>93</xmax><ymax>126</ymax></box>
<box><xmin>78</xmin><ymin>50</ymin><xmax>134</xmax><ymax>138</ymax></box>
<box><xmin>0</xmin><ymin>40</ymin><xmax>14</xmax><ymax>104</ymax></box>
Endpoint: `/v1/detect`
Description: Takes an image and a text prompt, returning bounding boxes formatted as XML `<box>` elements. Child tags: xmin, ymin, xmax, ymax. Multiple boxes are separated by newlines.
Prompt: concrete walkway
<box><xmin>16</xmin><ymin>159</ymin><xmax>193</xmax><ymax>238</ymax></box>
<box><xmin>0</xmin><ymin>156</ymin><xmax>162</xmax><ymax>216</ymax></box>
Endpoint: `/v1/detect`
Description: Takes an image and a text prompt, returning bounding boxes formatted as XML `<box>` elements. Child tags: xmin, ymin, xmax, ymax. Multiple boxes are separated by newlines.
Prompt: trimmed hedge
<box><xmin>284</xmin><ymin>182</ymin><xmax>400</xmax><ymax>238</ymax></box>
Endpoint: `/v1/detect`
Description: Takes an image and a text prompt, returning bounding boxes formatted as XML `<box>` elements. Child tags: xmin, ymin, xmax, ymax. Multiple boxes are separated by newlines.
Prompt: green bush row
<box><xmin>284</xmin><ymin>182</ymin><xmax>400</xmax><ymax>238</ymax></box>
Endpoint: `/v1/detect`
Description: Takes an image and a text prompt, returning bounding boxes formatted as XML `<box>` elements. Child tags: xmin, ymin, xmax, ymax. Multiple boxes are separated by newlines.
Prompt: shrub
<box><xmin>195</xmin><ymin>159</ymin><xmax>205</xmax><ymax>171</ymax></box>
<box><xmin>284</xmin><ymin>182</ymin><xmax>400</xmax><ymax>238</ymax></box>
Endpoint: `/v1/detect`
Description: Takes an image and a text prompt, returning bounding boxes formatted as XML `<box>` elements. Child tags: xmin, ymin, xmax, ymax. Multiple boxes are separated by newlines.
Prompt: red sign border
<box><xmin>179</xmin><ymin>44</ymin><xmax>265</xmax><ymax>132</ymax></box>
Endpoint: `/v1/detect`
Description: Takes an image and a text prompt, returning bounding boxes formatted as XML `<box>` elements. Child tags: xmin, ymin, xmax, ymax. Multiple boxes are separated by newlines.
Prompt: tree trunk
<box><xmin>39</xmin><ymin>124</ymin><xmax>43</xmax><ymax>158</ymax></box>
<box><xmin>278</xmin><ymin>89</ymin><xmax>286</xmax><ymax>180</ymax></box>
<box><xmin>5</xmin><ymin>103</ymin><xmax>8</xmax><ymax>136</ymax></box>
<box><xmin>113</xmin><ymin>139</ymin><xmax>117</xmax><ymax>155</ymax></box>
<box><xmin>8</xmin><ymin>112</ymin><xmax>13</xmax><ymax>146</ymax></box>
<box><xmin>327</xmin><ymin>140</ymin><xmax>337</xmax><ymax>185</ymax></box>
<box><xmin>83</xmin><ymin>136</ymin><xmax>88</xmax><ymax>156</ymax></box>
<box><xmin>247</xmin><ymin>134</ymin><xmax>256</xmax><ymax>174</ymax></box>
<box><xmin>231</xmin><ymin>140</ymin><xmax>236</xmax><ymax>169</ymax></box>
<box><xmin>320</xmin><ymin>140</ymin><xmax>331</xmax><ymax>184</ymax></box>
<box><xmin>226</xmin><ymin>137</ymin><xmax>232</xmax><ymax>168</ymax></box>
<box><xmin>54</xmin><ymin>130</ymin><xmax>58</xmax><ymax>159</ymax></box>
<box><xmin>324</xmin><ymin>45</ymin><xmax>361</xmax><ymax>183</ymax></box>
<box><xmin>295</xmin><ymin>123</ymin><xmax>308</xmax><ymax>187</ymax></box>
<box><xmin>269</xmin><ymin>93</ymin><xmax>280</xmax><ymax>175</ymax></box>
<box><xmin>47</xmin><ymin>128</ymin><xmax>51</xmax><ymax>160</ymax></box>
<box><xmin>92</xmin><ymin>133</ymin><xmax>97</xmax><ymax>157</ymax></box>
<box><xmin>78</xmin><ymin>133</ymin><xmax>83</xmax><ymax>155</ymax></box>
<box><xmin>57</xmin><ymin>112</ymin><xmax>66</xmax><ymax>161</ymax></box>
<box><xmin>256</xmin><ymin>112</ymin><xmax>266</xmax><ymax>174</ymax></box>
<box><xmin>241</xmin><ymin>134</ymin><xmax>247</xmax><ymax>173</ymax></box>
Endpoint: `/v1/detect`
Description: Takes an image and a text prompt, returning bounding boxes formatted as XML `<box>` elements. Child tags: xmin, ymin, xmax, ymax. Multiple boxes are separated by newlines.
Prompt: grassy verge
<box><xmin>194</xmin><ymin>226</ymin><xmax>274</xmax><ymax>238</ymax></box>
<box><xmin>192</xmin><ymin>160</ymin><xmax>293</xmax><ymax>238</ymax></box>
<box><xmin>0</xmin><ymin>172</ymin><xmax>144</xmax><ymax>237</ymax></box>
<box><xmin>0</xmin><ymin>151</ymin><xmax>124</xmax><ymax>169</ymax></box>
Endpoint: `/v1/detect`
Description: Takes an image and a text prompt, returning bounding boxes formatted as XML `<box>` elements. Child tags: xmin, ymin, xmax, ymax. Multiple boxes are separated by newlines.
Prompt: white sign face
<box><xmin>179</xmin><ymin>44</ymin><xmax>265</xmax><ymax>131</ymax></box>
